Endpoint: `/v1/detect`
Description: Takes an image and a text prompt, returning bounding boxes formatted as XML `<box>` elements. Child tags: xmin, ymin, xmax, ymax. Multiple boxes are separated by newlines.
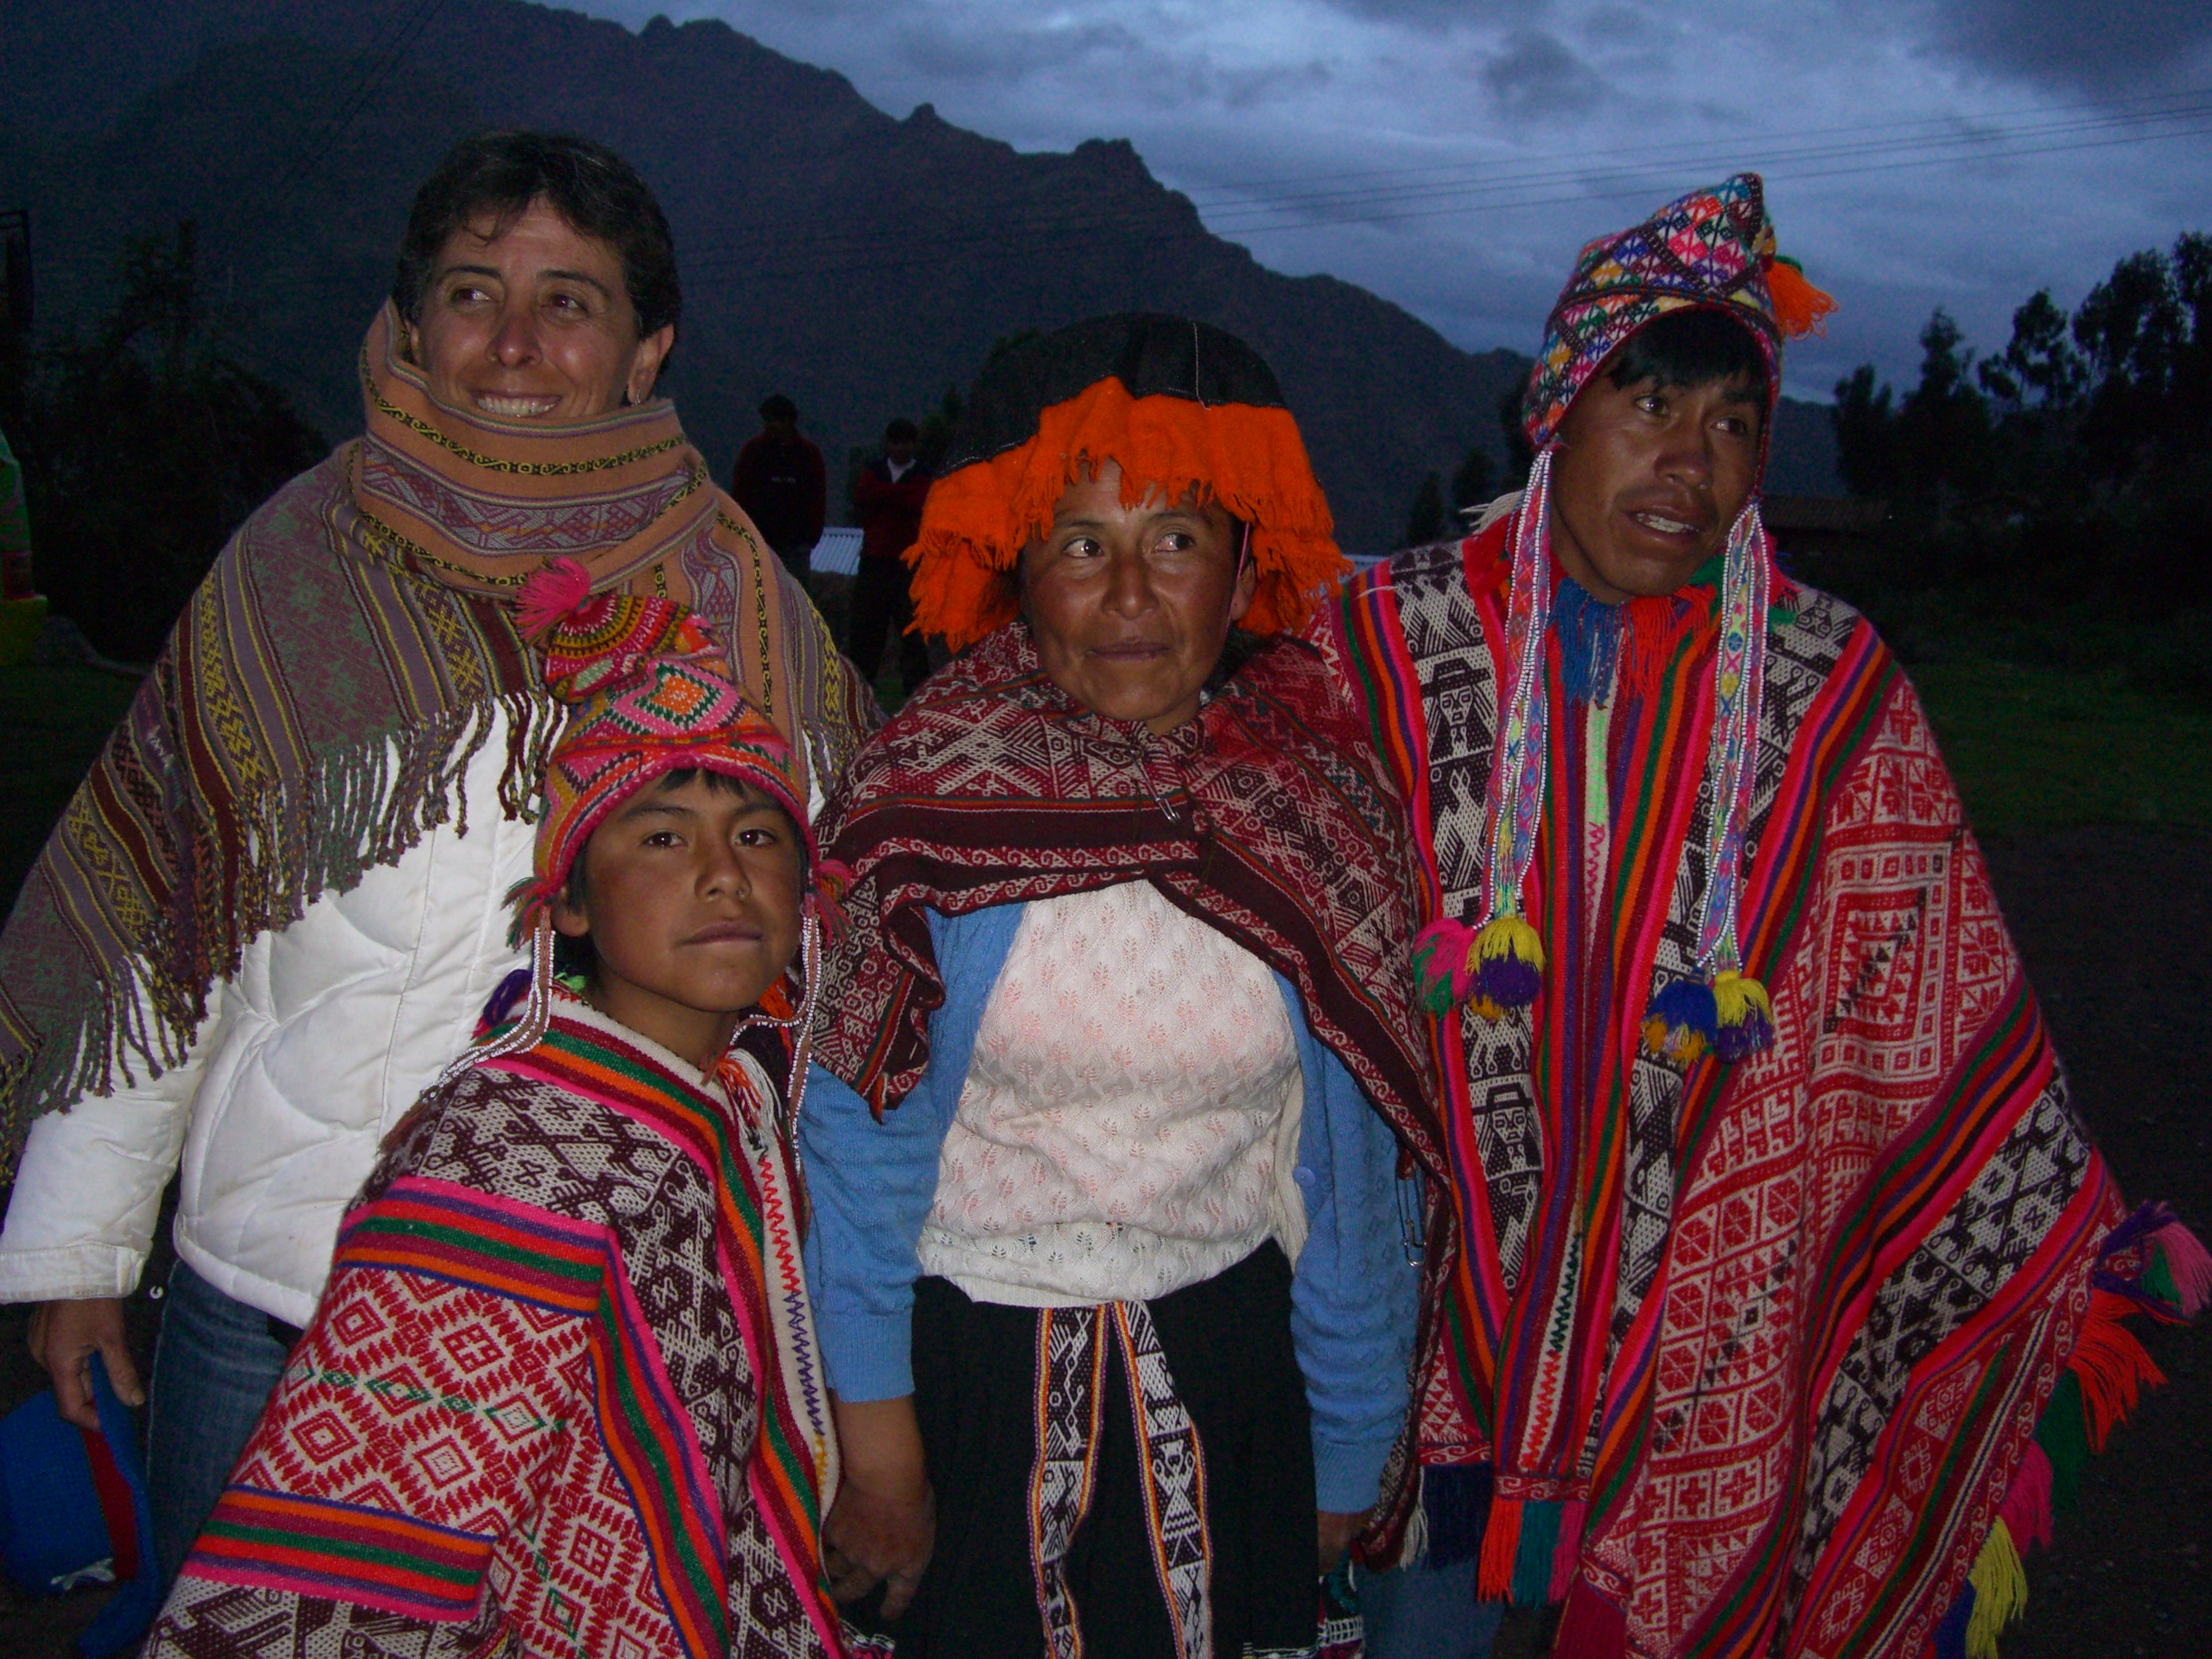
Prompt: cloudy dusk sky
<box><xmin>583</xmin><ymin>0</ymin><xmax>2211</xmax><ymax>396</ymax></box>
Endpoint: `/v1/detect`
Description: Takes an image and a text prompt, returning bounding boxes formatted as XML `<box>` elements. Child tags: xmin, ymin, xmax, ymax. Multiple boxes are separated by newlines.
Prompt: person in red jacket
<box><xmin>847</xmin><ymin>416</ymin><xmax>932</xmax><ymax>695</ymax></box>
<box><xmin>731</xmin><ymin>392</ymin><xmax>826</xmax><ymax>579</ymax></box>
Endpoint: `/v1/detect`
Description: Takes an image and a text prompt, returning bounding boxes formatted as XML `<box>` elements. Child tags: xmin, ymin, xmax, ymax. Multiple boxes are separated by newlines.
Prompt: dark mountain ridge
<box><xmin>0</xmin><ymin>0</ymin><xmax>1835</xmax><ymax>556</ymax></box>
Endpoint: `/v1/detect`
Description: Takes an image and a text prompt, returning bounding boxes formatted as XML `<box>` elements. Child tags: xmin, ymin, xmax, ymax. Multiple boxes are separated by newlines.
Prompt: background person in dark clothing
<box><xmin>732</xmin><ymin>392</ymin><xmax>826</xmax><ymax>579</ymax></box>
<box><xmin>847</xmin><ymin>417</ymin><xmax>932</xmax><ymax>695</ymax></box>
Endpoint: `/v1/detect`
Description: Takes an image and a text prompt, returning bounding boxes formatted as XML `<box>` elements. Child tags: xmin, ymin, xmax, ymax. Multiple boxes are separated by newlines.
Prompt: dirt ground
<box><xmin>0</xmin><ymin>825</ymin><xmax>2204</xmax><ymax>1656</ymax></box>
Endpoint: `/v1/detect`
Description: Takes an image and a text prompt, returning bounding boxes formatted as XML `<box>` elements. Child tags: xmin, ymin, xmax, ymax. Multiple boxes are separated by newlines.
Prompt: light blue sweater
<box><xmin>799</xmin><ymin>899</ymin><xmax>1421</xmax><ymax>1513</ymax></box>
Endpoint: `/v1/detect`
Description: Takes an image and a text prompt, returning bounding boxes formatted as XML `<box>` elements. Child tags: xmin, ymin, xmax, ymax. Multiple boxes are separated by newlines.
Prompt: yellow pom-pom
<box><xmin>1965</xmin><ymin>1518</ymin><xmax>2028</xmax><ymax>1659</ymax></box>
<box><xmin>1710</xmin><ymin>969</ymin><xmax>1777</xmax><ymax>1062</ymax></box>
<box><xmin>1480</xmin><ymin>914</ymin><xmax>1542</xmax><ymax>963</ymax></box>
<box><xmin>1471</xmin><ymin>913</ymin><xmax>1544</xmax><ymax>1009</ymax></box>
<box><xmin>1711</xmin><ymin>970</ymin><xmax>1770</xmax><ymax>1026</ymax></box>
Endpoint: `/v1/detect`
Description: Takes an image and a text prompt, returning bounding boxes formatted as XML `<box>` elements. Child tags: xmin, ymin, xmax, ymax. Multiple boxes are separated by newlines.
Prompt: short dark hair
<box><xmin>1606</xmin><ymin>307</ymin><xmax>1770</xmax><ymax>409</ymax></box>
<box><xmin>392</xmin><ymin>130</ymin><xmax>680</xmax><ymax>344</ymax></box>
<box><xmin>760</xmin><ymin>394</ymin><xmax>799</xmax><ymax>424</ymax></box>
<box><xmin>884</xmin><ymin>417</ymin><xmax>919</xmax><ymax>444</ymax></box>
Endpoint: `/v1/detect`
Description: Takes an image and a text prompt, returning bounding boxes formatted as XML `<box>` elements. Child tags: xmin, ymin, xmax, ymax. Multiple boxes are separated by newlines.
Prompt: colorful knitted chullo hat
<box><xmin>907</xmin><ymin>313</ymin><xmax>1347</xmax><ymax>651</ymax></box>
<box><xmin>1521</xmin><ymin>171</ymin><xmax>1835</xmax><ymax>449</ymax></box>
<box><xmin>504</xmin><ymin>556</ymin><xmax>819</xmax><ymax>947</ymax></box>
<box><xmin>1413</xmin><ymin>173</ymin><xmax>1835</xmax><ymax>1065</ymax></box>
<box><xmin>456</xmin><ymin>557</ymin><xmax>842</xmax><ymax>1079</ymax></box>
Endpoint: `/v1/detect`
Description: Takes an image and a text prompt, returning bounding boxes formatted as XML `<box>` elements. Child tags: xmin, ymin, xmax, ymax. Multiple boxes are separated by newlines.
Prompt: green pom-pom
<box><xmin>2142</xmin><ymin>1250</ymin><xmax>2181</xmax><ymax>1310</ymax></box>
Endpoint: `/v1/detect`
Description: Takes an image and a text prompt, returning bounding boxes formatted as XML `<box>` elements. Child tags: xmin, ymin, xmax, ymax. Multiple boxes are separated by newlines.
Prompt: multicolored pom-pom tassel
<box><xmin>1642</xmin><ymin>970</ymin><xmax>1774</xmax><ymax>1065</ymax></box>
<box><xmin>1412</xmin><ymin>917</ymin><xmax>1479</xmax><ymax>1016</ymax></box>
<box><xmin>515</xmin><ymin>554</ymin><xmax>596</xmax><ymax>639</ymax></box>
<box><xmin>1964</xmin><ymin>1517</ymin><xmax>2028</xmax><ymax>1659</ymax></box>
<box><xmin>1711</xmin><ymin>968</ymin><xmax>1775</xmax><ymax>1061</ymax></box>
<box><xmin>1471</xmin><ymin>914</ymin><xmax>1544</xmax><ymax>1010</ymax></box>
<box><xmin>1412</xmin><ymin>914</ymin><xmax>1541</xmax><ymax>1018</ymax></box>
<box><xmin>1641</xmin><ymin>977</ymin><xmax>1717</xmax><ymax>1064</ymax></box>
<box><xmin>2150</xmin><ymin>1218</ymin><xmax>2212</xmax><ymax>1317</ymax></box>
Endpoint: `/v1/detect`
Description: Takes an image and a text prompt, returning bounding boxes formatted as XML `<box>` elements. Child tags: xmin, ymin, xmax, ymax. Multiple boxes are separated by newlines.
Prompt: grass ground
<box><xmin>1906</xmin><ymin>658</ymin><xmax>2212</xmax><ymax>834</ymax></box>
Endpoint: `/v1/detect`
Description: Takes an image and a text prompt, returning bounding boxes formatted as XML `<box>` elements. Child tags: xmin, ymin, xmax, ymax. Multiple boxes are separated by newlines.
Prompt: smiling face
<box><xmin>1548</xmin><ymin>367</ymin><xmax>1764</xmax><ymax>602</ymax></box>
<box><xmin>1017</xmin><ymin>460</ymin><xmax>1258</xmax><ymax>736</ymax></box>
<box><xmin>550</xmin><ymin>772</ymin><xmax>803</xmax><ymax>1068</ymax></box>
<box><xmin>407</xmin><ymin>199</ymin><xmax>674</xmax><ymax>422</ymax></box>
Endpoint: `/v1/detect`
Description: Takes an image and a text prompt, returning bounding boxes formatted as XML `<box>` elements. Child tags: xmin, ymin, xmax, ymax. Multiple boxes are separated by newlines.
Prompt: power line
<box><xmin>681</xmin><ymin>102</ymin><xmax>2212</xmax><ymax>285</ymax></box>
<box><xmin>1172</xmin><ymin>84</ymin><xmax>2212</xmax><ymax>204</ymax></box>
<box><xmin>271</xmin><ymin>0</ymin><xmax>450</xmax><ymax>199</ymax></box>
<box><xmin>677</xmin><ymin>95</ymin><xmax>2212</xmax><ymax>272</ymax></box>
<box><xmin>1181</xmin><ymin>101</ymin><xmax>2212</xmax><ymax>224</ymax></box>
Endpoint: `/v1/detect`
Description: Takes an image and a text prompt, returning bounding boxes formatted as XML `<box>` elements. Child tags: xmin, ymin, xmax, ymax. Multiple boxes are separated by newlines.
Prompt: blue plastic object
<box><xmin>0</xmin><ymin>1354</ymin><xmax>164</xmax><ymax>1656</ymax></box>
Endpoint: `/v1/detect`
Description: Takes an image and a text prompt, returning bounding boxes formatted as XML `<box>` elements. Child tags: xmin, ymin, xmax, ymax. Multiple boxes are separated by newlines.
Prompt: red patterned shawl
<box><xmin>808</xmin><ymin>620</ymin><xmax>1454</xmax><ymax>1550</ymax></box>
<box><xmin>1313</xmin><ymin>526</ymin><xmax>2192</xmax><ymax>1658</ymax></box>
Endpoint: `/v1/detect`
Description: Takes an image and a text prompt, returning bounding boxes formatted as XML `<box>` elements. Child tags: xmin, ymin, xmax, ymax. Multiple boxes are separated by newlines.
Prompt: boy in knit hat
<box><xmin>1313</xmin><ymin>175</ymin><xmax>2204</xmax><ymax>1658</ymax></box>
<box><xmin>141</xmin><ymin>560</ymin><xmax>849</xmax><ymax>1659</ymax></box>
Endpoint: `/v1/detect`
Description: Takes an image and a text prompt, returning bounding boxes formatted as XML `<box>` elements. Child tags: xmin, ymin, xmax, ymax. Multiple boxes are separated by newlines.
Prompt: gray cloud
<box><xmin>1484</xmin><ymin>28</ymin><xmax>1604</xmax><ymax>118</ymax></box>
<box><xmin>590</xmin><ymin>0</ymin><xmax>2212</xmax><ymax>390</ymax></box>
<box><xmin>1910</xmin><ymin>0</ymin><xmax>2212</xmax><ymax>91</ymax></box>
<box><xmin>893</xmin><ymin>16</ymin><xmax>1148</xmax><ymax>83</ymax></box>
<box><xmin>1317</xmin><ymin>0</ymin><xmax>1535</xmax><ymax>29</ymax></box>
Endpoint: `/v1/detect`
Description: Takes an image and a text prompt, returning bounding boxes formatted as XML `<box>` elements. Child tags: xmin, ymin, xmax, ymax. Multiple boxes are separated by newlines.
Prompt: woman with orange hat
<box><xmin>796</xmin><ymin>315</ymin><xmax>1453</xmax><ymax>1658</ymax></box>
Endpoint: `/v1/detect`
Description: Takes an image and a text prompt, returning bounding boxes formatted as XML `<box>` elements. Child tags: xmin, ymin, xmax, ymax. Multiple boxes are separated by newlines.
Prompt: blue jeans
<box><xmin>146</xmin><ymin>1260</ymin><xmax>293</xmax><ymax>1584</ymax></box>
<box><xmin>1359</xmin><ymin>1555</ymin><xmax>1506</xmax><ymax>1659</ymax></box>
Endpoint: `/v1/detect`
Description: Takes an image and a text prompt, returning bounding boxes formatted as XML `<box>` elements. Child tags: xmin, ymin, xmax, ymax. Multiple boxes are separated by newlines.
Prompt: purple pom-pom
<box><xmin>482</xmin><ymin>967</ymin><xmax>532</xmax><ymax>1030</ymax></box>
<box><xmin>1713</xmin><ymin>1004</ymin><xmax>1776</xmax><ymax>1062</ymax></box>
<box><xmin>1476</xmin><ymin>952</ymin><xmax>1543</xmax><ymax>1008</ymax></box>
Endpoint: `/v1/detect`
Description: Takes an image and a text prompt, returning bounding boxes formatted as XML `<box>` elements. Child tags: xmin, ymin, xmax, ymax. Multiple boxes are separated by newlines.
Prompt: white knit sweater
<box><xmin>914</xmin><ymin>880</ymin><xmax>1306</xmax><ymax>1307</ymax></box>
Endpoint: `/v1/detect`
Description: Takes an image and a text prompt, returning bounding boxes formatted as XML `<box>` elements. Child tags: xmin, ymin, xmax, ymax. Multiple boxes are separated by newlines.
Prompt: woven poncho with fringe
<box><xmin>0</xmin><ymin>306</ymin><xmax>876</xmax><ymax>1175</ymax></box>
<box><xmin>1302</xmin><ymin>173</ymin><xmax>2205</xmax><ymax>1658</ymax></box>
<box><xmin>1323</xmin><ymin>519</ymin><xmax>2207</xmax><ymax>1658</ymax></box>
<box><xmin>805</xmin><ymin>620</ymin><xmax>1457</xmax><ymax>1563</ymax></box>
<box><xmin>147</xmin><ymin>989</ymin><xmax>842</xmax><ymax>1659</ymax></box>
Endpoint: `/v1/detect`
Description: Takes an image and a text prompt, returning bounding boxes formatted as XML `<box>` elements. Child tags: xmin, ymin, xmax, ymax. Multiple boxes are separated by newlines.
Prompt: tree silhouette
<box><xmin>8</xmin><ymin>223</ymin><xmax>326</xmax><ymax>661</ymax></box>
<box><xmin>1402</xmin><ymin>472</ymin><xmax>1446</xmax><ymax>548</ymax></box>
<box><xmin>1826</xmin><ymin>233</ymin><xmax>2212</xmax><ymax>666</ymax></box>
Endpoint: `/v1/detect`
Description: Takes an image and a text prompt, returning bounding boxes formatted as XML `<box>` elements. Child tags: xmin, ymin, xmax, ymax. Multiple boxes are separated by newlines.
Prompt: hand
<box><xmin>1318</xmin><ymin>1509</ymin><xmax>1366</xmax><ymax>1574</ymax></box>
<box><xmin>823</xmin><ymin>1395</ymin><xmax>936</xmax><ymax>1618</ymax></box>
<box><xmin>27</xmin><ymin>1298</ymin><xmax>143</xmax><ymax>1432</ymax></box>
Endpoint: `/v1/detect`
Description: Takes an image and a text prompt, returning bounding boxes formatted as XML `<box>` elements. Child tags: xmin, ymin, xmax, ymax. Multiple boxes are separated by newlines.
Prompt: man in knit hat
<box><xmin>1310</xmin><ymin>175</ymin><xmax>2204</xmax><ymax>1657</ymax></box>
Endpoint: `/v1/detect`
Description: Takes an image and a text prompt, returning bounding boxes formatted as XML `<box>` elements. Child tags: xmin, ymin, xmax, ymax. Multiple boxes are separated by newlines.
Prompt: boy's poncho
<box><xmin>143</xmin><ymin>990</ymin><xmax>842</xmax><ymax>1659</ymax></box>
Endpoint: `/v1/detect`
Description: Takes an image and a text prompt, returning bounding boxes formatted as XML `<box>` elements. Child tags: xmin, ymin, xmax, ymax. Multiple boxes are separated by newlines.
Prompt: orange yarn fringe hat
<box><xmin>907</xmin><ymin>314</ymin><xmax>1348</xmax><ymax>651</ymax></box>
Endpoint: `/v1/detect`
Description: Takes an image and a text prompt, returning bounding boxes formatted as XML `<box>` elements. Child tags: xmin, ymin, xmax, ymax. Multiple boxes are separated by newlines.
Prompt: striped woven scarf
<box><xmin>0</xmin><ymin>307</ymin><xmax>873</xmax><ymax>1170</ymax></box>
